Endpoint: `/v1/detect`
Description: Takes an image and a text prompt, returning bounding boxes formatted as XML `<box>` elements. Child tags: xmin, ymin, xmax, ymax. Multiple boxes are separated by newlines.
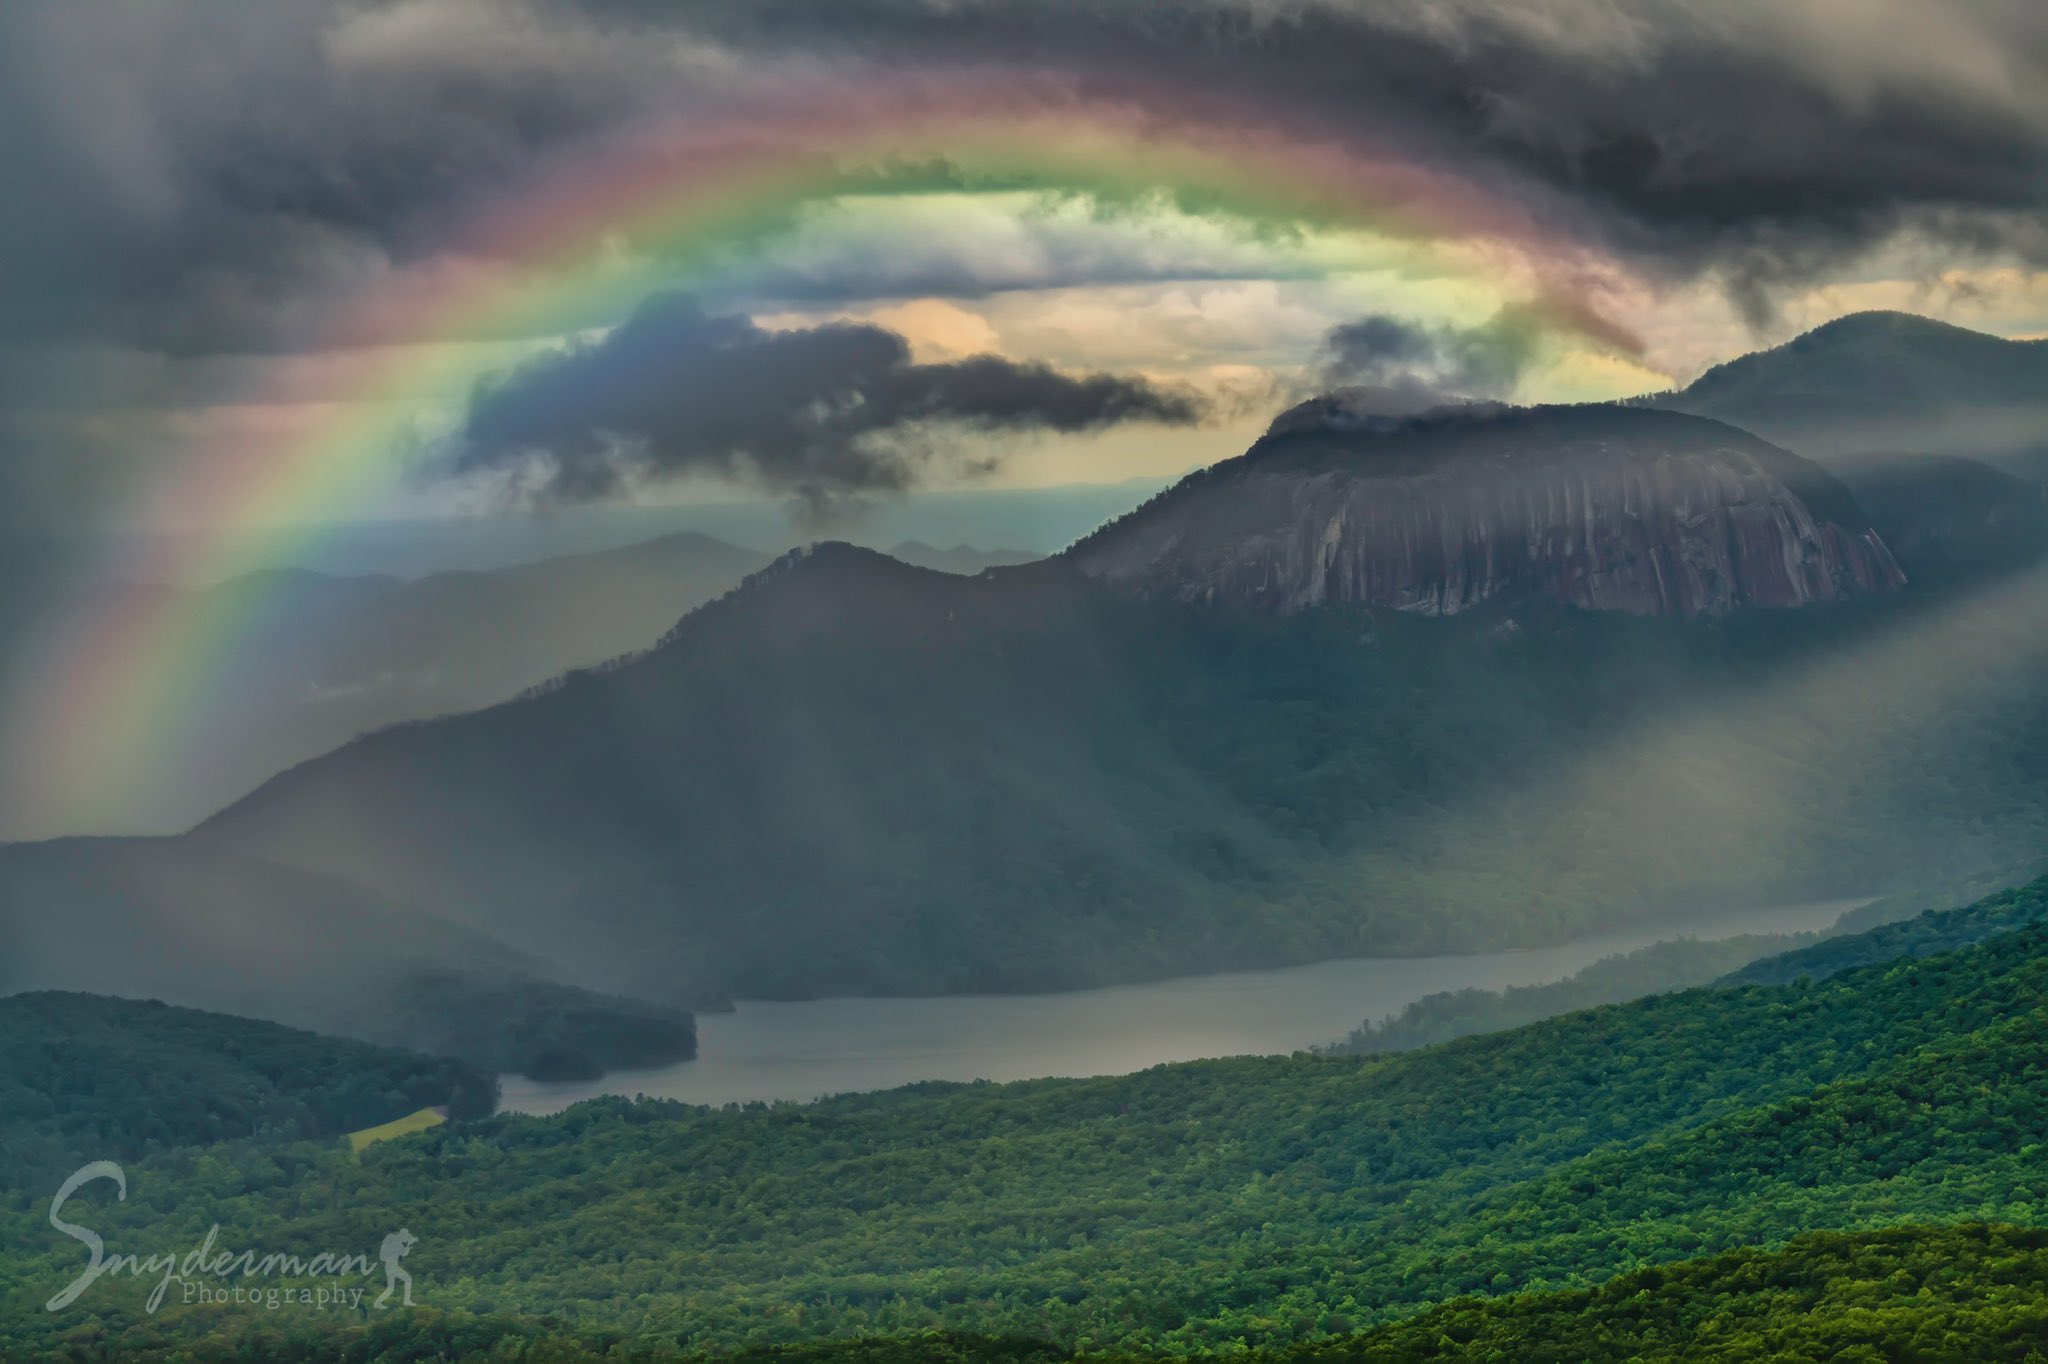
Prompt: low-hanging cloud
<box><xmin>1310</xmin><ymin>309</ymin><xmax>1542</xmax><ymax>416</ymax></box>
<box><xmin>442</xmin><ymin>292</ymin><xmax>1207</xmax><ymax>523</ymax></box>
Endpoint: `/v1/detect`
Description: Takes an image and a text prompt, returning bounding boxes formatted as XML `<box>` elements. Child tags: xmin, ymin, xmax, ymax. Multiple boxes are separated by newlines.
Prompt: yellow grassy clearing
<box><xmin>347</xmin><ymin>1106</ymin><xmax>446</xmax><ymax>1154</ymax></box>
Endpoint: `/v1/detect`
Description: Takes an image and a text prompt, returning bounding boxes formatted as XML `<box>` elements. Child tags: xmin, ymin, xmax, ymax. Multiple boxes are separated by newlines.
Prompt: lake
<box><xmin>499</xmin><ymin>898</ymin><xmax>1862</xmax><ymax>1114</ymax></box>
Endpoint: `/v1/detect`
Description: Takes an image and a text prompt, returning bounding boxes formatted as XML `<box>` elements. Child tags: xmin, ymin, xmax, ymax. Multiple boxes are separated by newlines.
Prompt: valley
<box><xmin>8</xmin><ymin>15</ymin><xmax>2048</xmax><ymax>1348</ymax></box>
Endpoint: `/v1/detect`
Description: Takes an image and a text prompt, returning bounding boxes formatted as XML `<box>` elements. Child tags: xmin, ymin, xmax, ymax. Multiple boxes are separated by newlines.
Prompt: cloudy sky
<box><xmin>3</xmin><ymin>0</ymin><xmax>2047</xmax><ymax>547</ymax></box>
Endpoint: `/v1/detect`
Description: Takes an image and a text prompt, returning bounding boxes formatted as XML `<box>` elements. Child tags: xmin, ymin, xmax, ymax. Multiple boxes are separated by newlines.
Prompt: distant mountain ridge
<box><xmin>0</xmin><ymin>531</ymin><xmax>773</xmax><ymax>840</ymax></box>
<box><xmin>1650</xmin><ymin>310</ymin><xmax>2048</xmax><ymax>475</ymax></box>
<box><xmin>1065</xmin><ymin>403</ymin><xmax>1903</xmax><ymax>618</ymax></box>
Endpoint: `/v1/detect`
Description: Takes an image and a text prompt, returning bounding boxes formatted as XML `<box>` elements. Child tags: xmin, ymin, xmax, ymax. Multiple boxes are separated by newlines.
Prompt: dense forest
<box><xmin>0</xmin><ymin>993</ymin><xmax>495</xmax><ymax>1185</ymax></box>
<box><xmin>1299</xmin><ymin>1223</ymin><xmax>2048</xmax><ymax>1362</ymax></box>
<box><xmin>6</xmin><ymin>877</ymin><xmax>2048</xmax><ymax>1359</ymax></box>
<box><xmin>41</xmin><ymin>1224</ymin><xmax>2048</xmax><ymax>1362</ymax></box>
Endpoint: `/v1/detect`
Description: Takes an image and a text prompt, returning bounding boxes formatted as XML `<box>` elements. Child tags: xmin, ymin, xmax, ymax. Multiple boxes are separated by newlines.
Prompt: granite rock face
<box><xmin>1065</xmin><ymin>402</ymin><xmax>1906</xmax><ymax>619</ymax></box>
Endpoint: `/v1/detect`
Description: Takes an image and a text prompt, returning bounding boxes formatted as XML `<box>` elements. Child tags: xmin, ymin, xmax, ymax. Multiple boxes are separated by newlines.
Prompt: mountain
<box><xmin>200</xmin><ymin>545</ymin><xmax>1290</xmax><ymax>999</ymax></box>
<box><xmin>1064</xmin><ymin>403</ymin><xmax>1903</xmax><ymax>617</ymax></box>
<box><xmin>1</xmin><ymin>532</ymin><xmax>1066</xmax><ymax>840</ymax></box>
<box><xmin>8</xmin><ymin>875</ymin><xmax>2047</xmax><ymax>1359</ymax></box>
<box><xmin>0</xmin><ymin>838</ymin><xmax>695</xmax><ymax>1077</ymax></box>
<box><xmin>193</xmin><ymin>410</ymin><xmax>2048</xmax><ymax>1002</ymax></box>
<box><xmin>1652</xmin><ymin>310</ymin><xmax>2048</xmax><ymax>475</ymax></box>
<box><xmin>1833</xmin><ymin>453</ymin><xmax>2048</xmax><ymax>582</ymax></box>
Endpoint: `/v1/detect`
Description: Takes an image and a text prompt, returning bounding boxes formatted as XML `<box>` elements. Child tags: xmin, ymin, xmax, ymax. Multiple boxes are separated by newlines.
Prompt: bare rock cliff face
<box><xmin>1065</xmin><ymin>402</ymin><xmax>1905</xmax><ymax>619</ymax></box>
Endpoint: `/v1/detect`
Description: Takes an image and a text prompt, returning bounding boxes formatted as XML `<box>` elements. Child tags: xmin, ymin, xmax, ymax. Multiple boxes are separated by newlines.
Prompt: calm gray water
<box><xmin>500</xmin><ymin>899</ymin><xmax>1861</xmax><ymax>1114</ymax></box>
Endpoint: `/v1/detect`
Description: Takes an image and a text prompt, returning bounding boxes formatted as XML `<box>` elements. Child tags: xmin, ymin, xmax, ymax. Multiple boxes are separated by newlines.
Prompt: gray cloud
<box><xmin>612</xmin><ymin>1</ymin><xmax>2048</xmax><ymax>299</ymax></box>
<box><xmin>5</xmin><ymin>0</ymin><xmax>2045</xmax><ymax>358</ymax></box>
<box><xmin>1310</xmin><ymin>309</ymin><xmax>1541</xmax><ymax>416</ymax></box>
<box><xmin>2</xmin><ymin>0</ymin><xmax>2046</xmax><ymax>534</ymax></box>
<box><xmin>0</xmin><ymin>0</ymin><xmax>727</xmax><ymax>356</ymax></box>
<box><xmin>442</xmin><ymin>292</ymin><xmax>1206</xmax><ymax>523</ymax></box>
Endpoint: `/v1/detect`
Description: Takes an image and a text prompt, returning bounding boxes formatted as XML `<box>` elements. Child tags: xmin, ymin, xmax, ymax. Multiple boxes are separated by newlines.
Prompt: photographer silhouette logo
<box><xmin>376</xmin><ymin>1229</ymin><xmax>417</xmax><ymax>1308</ymax></box>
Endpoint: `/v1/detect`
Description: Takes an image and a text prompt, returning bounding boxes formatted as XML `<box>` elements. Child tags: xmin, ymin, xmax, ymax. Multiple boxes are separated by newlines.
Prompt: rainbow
<box><xmin>3</xmin><ymin>76</ymin><xmax>1646</xmax><ymax>837</ymax></box>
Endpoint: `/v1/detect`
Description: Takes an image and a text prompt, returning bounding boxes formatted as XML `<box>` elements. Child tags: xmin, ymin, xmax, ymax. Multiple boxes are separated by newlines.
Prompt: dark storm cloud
<box><xmin>444</xmin><ymin>293</ymin><xmax>1205</xmax><ymax>522</ymax></box>
<box><xmin>0</xmin><ymin>0</ymin><xmax>720</xmax><ymax>356</ymax></box>
<box><xmin>601</xmin><ymin>0</ymin><xmax>2048</xmax><ymax>315</ymax></box>
<box><xmin>1311</xmin><ymin>309</ymin><xmax>1541</xmax><ymax>416</ymax></box>
<box><xmin>2</xmin><ymin>0</ymin><xmax>2046</xmax><ymax>531</ymax></box>
<box><xmin>0</xmin><ymin>0</ymin><xmax>759</xmax><ymax>530</ymax></box>
<box><xmin>5</xmin><ymin>0</ymin><xmax>2046</xmax><ymax>357</ymax></box>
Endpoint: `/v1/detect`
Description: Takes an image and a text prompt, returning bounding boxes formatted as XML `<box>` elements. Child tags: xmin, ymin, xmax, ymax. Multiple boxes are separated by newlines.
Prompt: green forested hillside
<box><xmin>30</xmin><ymin>1225</ymin><xmax>2048</xmax><ymax>1362</ymax></box>
<box><xmin>0</xmin><ymin>993</ymin><xmax>494</xmax><ymax>1183</ymax></box>
<box><xmin>1721</xmin><ymin>875</ymin><xmax>2048</xmax><ymax>986</ymax></box>
<box><xmin>7</xmin><ymin>882</ymin><xmax>2048</xmax><ymax>1359</ymax></box>
<box><xmin>1305</xmin><ymin>1223</ymin><xmax>2048</xmax><ymax>1362</ymax></box>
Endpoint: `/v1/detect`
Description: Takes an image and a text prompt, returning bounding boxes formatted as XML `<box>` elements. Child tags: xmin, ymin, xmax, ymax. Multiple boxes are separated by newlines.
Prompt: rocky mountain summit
<box><xmin>1064</xmin><ymin>402</ymin><xmax>1904</xmax><ymax>618</ymax></box>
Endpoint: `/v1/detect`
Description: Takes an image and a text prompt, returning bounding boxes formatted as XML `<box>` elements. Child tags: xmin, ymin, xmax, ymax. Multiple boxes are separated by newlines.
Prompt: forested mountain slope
<box><xmin>1652</xmin><ymin>311</ymin><xmax>2048</xmax><ymax>476</ymax></box>
<box><xmin>1307</xmin><ymin>1223</ymin><xmax>2048</xmax><ymax>1363</ymax></box>
<box><xmin>9</xmin><ymin>877</ymin><xmax>2048</xmax><ymax>1357</ymax></box>
<box><xmin>0</xmin><ymin>992</ymin><xmax>493</xmax><ymax>1184</ymax></box>
<box><xmin>1721</xmin><ymin>875</ymin><xmax>2048</xmax><ymax>987</ymax></box>
<box><xmin>22</xmin><ymin>1225</ymin><xmax>2048</xmax><ymax>1363</ymax></box>
<box><xmin>1834</xmin><ymin>453</ymin><xmax>2048</xmax><ymax>584</ymax></box>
